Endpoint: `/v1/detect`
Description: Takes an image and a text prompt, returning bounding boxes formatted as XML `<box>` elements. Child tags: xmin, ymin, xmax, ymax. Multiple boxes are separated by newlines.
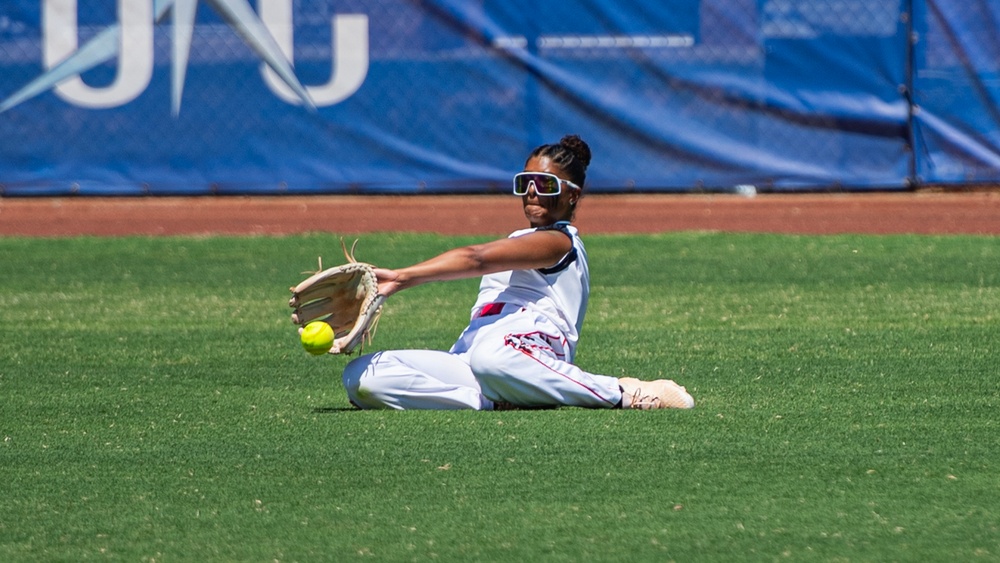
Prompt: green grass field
<box><xmin>1</xmin><ymin>232</ymin><xmax>998</xmax><ymax>562</ymax></box>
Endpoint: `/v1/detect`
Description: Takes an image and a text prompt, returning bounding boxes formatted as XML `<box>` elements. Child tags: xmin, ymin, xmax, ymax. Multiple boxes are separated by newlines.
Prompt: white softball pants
<box><xmin>341</xmin><ymin>306</ymin><xmax>623</xmax><ymax>410</ymax></box>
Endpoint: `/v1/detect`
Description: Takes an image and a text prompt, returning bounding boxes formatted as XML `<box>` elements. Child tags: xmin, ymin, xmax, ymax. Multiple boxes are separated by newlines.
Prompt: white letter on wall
<box><xmin>258</xmin><ymin>0</ymin><xmax>369</xmax><ymax>106</ymax></box>
<box><xmin>44</xmin><ymin>0</ymin><xmax>153</xmax><ymax>108</ymax></box>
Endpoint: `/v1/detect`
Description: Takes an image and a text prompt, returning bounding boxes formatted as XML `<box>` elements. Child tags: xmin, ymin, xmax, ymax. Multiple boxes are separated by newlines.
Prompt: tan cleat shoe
<box><xmin>619</xmin><ymin>377</ymin><xmax>695</xmax><ymax>409</ymax></box>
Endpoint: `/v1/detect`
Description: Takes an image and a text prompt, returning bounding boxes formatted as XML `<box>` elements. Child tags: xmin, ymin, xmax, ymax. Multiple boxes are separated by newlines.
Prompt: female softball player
<box><xmin>341</xmin><ymin>135</ymin><xmax>694</xmax><ymax>411</ymax></box>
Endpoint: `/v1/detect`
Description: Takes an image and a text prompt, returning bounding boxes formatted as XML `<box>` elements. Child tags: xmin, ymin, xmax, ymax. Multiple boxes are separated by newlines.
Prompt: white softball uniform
<box><xmin>341</xmin><ymin>222</ymin><xmax>624</xmax><ymax>410</ymax></box>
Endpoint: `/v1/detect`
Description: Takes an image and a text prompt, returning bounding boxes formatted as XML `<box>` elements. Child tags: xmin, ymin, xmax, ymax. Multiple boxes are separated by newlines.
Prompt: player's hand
<box><xmin>373</xmin><ymin>268</ymin><xmax>403</xmax><ymax>297</ymax></box>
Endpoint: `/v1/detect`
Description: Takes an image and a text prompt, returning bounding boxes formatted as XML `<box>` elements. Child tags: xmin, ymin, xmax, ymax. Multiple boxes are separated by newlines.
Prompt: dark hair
<box><xmin>526</xmin><ymin>134</ymin><xmax>592</xmax><ymax>188</ymax></box>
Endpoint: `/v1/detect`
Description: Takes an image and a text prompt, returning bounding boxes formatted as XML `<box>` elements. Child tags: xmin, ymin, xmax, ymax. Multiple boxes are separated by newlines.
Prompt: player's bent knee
<box><xmin>341</xmin><ymin>354</ymin><xmax>375</xmax><ymax>395</ymax></box>
<box><xmin>343</xmin><ymin>353</ymin><xmax>400</xmax><ymax>408</ymax></box>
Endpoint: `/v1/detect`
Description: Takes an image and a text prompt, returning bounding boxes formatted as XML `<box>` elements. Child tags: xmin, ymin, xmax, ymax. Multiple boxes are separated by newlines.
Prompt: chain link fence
<box><xmin>0</xmin><ymin>1</ymin><xmax>996</xmax><ymax>195</ymax></box>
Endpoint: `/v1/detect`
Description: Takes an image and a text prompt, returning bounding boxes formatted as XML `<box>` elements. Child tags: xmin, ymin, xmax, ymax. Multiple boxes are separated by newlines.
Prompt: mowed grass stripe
<box><xmin>0</xmin><ymin>233</ymin><xmax>997</xmax><ymax>561</ymax></box>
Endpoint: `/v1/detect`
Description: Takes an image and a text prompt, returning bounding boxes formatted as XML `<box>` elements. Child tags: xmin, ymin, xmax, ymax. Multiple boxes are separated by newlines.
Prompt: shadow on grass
<box><xmin>311</xmin><ymin>407</ymin><xmax>358</xmax><ymax>413</ymax></box>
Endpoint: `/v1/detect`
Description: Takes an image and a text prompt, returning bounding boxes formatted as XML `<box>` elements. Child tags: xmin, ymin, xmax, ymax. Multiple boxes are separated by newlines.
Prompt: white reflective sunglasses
<box><xmin>512</xmin><ymin>172</ymin><xmax>581</xmax><ymax>196</ymax></box>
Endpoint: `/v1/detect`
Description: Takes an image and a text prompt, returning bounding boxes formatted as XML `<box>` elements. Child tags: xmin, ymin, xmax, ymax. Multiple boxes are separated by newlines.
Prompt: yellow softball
<box><xmin>300</xmin><ymin>321</ymin><xmax>335</xmax><ymax>356</ymax></box>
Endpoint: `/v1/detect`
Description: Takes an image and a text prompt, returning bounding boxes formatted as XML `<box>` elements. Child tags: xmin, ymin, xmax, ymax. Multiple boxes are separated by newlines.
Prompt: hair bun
<box><xmin>559</xmin><ymin>134</ymin><xmax>592</xmax><ymax>169</ymax></box>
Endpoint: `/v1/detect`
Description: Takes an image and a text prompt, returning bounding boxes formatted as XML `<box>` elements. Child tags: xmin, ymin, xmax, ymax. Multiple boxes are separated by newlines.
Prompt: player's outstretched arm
<box><xmin>375</xmin><ymin>230</ymin><xmax>572</xmax><ymax>297</ymax></box>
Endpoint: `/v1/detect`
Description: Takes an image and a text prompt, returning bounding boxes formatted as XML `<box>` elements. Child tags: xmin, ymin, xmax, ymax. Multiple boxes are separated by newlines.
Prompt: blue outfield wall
<box><xmin>0</xmin><ymin>0</ymin><xmax>997</xmax><ymax>196</ymax></box>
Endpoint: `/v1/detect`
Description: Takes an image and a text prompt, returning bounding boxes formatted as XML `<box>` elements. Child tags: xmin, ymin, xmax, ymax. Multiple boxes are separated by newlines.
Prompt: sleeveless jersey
<box><xmin>470</xmin><ymin>222</ymin><xmax>590</xmax><ymax>355</ymax></box>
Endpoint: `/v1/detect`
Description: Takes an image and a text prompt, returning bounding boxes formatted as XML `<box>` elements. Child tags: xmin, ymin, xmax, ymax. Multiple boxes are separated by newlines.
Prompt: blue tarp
<box><xmin>0</xmin><ymin>0</ymin><xmax>996</xmax><ymax>195</ymax></box>
<box><xmin>912</xmin><ymin>0</ymin><xmax>1000</xmax><ymax>184</ymax></box>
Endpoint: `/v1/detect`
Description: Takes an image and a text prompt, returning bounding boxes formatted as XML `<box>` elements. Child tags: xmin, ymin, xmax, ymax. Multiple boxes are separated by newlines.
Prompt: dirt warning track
<box><xmin>1</xmin><ymin>191</ymin><xmax>998</xmax><ymax>237</ymax></box>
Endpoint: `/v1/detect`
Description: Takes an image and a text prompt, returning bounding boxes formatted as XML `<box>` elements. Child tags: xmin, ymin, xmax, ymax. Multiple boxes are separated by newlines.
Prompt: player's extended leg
<box><xmin>465</xmin><ymin>312</ymin><xmax>623</xmax><ymax>409</ymax></box>
<box><xmin>342</xmin><ymin>349</ymin><xmax>491</xmax><ymax>410</ymax></box>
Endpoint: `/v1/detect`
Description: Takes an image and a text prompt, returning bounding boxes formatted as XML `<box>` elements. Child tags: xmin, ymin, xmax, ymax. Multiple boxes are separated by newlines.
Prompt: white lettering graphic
<box><xmin>1</xmin><ymin>0</ymin><xmax>368</xmax><ymax>114</ymax></box>
<box><xmin>44</xmin><ymin>0</ymin><xmax>153</xmax><ymax>108</ymax></box>
<box><xmin>258</xmin><ymin>1</ymin><xmax>369</xmax><ymax>106</ymax></box>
